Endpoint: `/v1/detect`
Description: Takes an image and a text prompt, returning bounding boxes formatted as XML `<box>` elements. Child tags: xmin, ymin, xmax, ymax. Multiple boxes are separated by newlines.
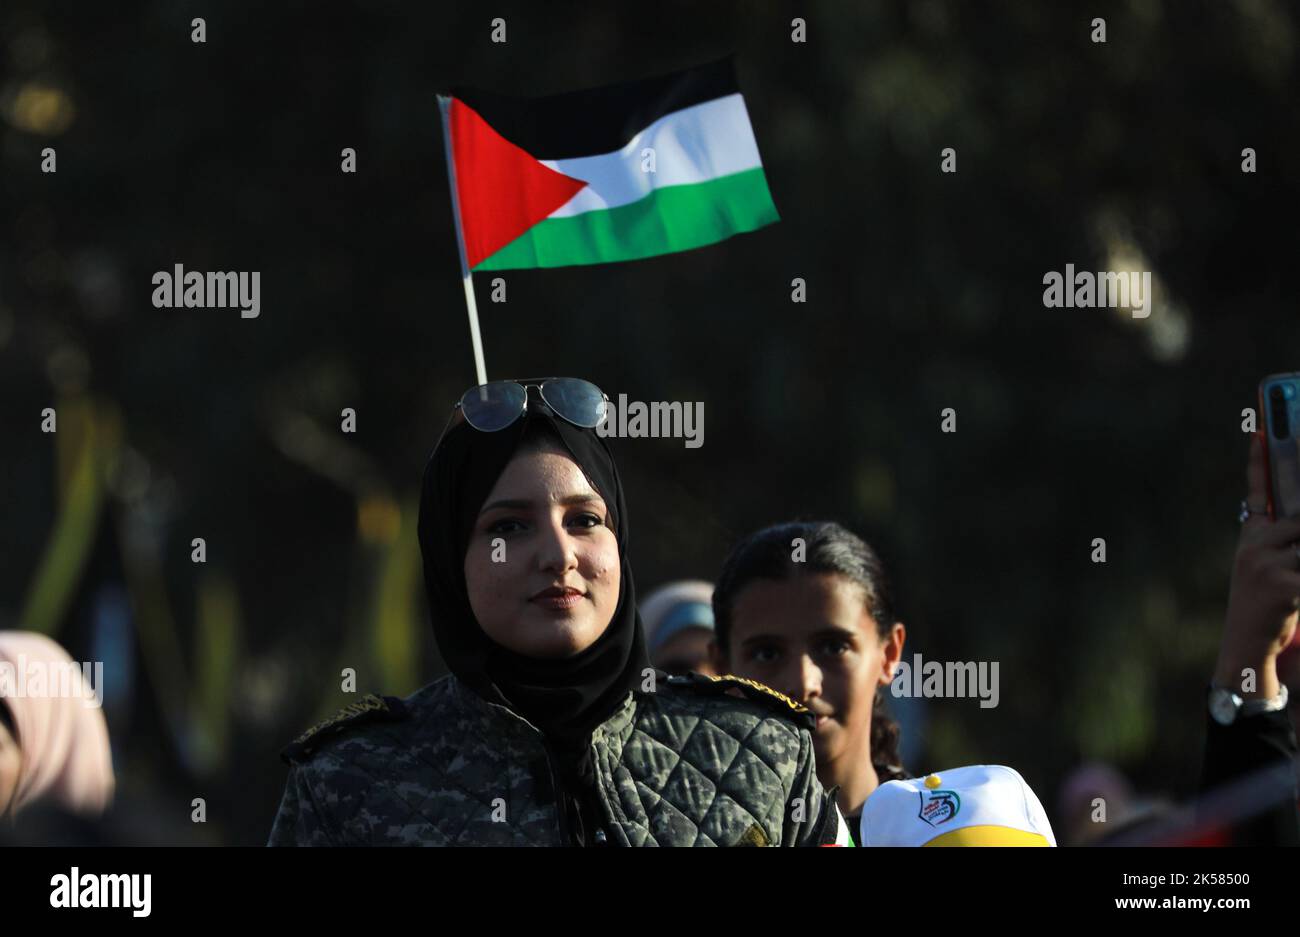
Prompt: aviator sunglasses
<box><xmin>451</xmin><ymin>377</ymin><xmax>610</xmax><ymax>432</ymax></box>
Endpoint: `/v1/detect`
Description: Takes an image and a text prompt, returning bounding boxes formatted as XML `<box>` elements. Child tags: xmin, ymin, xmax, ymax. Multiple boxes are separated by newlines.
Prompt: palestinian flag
<box><xmin>439</xmin><ymin>58</ymin><xmax>778</xmax><ymax>271</ymax></box>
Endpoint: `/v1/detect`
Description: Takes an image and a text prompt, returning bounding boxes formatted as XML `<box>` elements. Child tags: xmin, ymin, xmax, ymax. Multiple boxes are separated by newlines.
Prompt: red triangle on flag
<box><xmin>449</xmin><ymin>98</ymin><xmax>588</xmax><ymax>269</ymax></box>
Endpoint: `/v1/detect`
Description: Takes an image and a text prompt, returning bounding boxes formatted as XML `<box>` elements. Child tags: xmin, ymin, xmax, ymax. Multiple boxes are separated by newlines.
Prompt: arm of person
<box><xmin>786</xmin><ymin>726</ymin><xmax>852</xmax><ymax>846</ymax></box>
<box><xmin>267</xmin><ymin>764</ymin><xmax>344</xmax><ymax>847</ymax></box>
<box><xmin>1199</xmin><ymin>434</ymin><xmax>1300</xmax><ymax>845</ymax></box>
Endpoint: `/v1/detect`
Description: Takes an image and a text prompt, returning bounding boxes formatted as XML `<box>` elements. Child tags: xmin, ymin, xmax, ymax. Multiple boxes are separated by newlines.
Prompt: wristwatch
<box><xmin>1208</xmin><ymin>682</ymin><xmax>1290</xmax><ymax>726</ymax></box>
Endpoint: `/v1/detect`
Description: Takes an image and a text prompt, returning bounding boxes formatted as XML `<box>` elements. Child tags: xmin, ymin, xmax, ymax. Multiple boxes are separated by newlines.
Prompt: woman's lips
<box><xmin>814</xmin><ymin>715</ymin><xmax>832</xmax><ymax>730</ymax></box>
<box><xmin>530</xmin><ymin>592</ymin><xmax>584</xmax><ymax>611</ymax></box>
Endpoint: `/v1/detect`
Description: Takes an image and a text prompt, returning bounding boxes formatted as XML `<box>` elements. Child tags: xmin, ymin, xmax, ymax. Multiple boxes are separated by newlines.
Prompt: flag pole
<box><xmin>437</xmin><ymin>94</ymin><xmax>487</xmax><ymax>386</ymax></box>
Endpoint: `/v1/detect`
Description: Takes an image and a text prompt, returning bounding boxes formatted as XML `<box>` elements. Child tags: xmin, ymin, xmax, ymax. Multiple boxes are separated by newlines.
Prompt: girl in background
<box><xmin>709</xmin><ymin>520</ymin><xmax>907</xmax><ymax>839</ymax></box>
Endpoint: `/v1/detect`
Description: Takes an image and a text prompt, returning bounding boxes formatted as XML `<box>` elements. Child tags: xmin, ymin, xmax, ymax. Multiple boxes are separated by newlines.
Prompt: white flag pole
<box><xmin>437</xmin><ymin>94</ymin><xmax>487</xmax><ymax>386</ymax></box>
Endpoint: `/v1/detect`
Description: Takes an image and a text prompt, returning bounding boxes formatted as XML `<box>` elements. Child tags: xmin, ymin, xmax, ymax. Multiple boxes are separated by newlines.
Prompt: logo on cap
<box><xmin>918</xmin><ymin>789</ymin><xmax>961</xmax><ymax>827</ymax></box>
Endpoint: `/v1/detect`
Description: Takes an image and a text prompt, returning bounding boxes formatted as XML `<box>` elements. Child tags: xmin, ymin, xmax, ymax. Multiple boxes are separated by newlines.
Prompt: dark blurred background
<box><xmin>2</xmin><ymin>0</ymin><xmax>1297</xmax><ymax>844</ymax></box>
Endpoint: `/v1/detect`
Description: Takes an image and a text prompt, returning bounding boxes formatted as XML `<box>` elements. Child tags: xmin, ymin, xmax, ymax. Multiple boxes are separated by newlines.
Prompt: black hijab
<box><xmin>417</xmin><ymin>399</ymin><xmax>650</xmax><ymax>758</ymax></box>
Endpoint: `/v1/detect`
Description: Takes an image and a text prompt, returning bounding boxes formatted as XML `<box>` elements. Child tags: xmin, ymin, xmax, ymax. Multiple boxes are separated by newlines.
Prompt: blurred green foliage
<box><xmin>2</xmin><ymin>0</ymin><xmax>1298</xmax><ymax>842</ymax></box>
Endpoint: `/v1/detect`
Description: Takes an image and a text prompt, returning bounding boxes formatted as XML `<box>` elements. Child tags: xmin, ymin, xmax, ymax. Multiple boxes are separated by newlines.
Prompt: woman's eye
<box><xmin>749</xmin><ymin>646</ymin><xmax>780</xmax><ymax>664</ymax></box>
<box><xmin>819</xmin><ymin>640</ymin><xmax>852</xmax><ymax>657</ymax></box>
<box><xmin>488</xmin><ymin>513</ymin><xmax>602</xmax><ymax>535</ymax></box>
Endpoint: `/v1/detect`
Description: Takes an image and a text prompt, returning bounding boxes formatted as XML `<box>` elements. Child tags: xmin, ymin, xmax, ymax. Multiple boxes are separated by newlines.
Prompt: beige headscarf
<box><xmin>0</xmin><ymin>631</ymin><xmax>115</xmax><ymax>816</ymax></box>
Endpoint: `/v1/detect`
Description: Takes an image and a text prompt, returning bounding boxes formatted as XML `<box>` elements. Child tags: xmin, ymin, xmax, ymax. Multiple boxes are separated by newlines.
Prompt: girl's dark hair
<box><xmin>712</xmin><ymin>520</ymin><xmax>906</xmax><ymax>781</ymax></box>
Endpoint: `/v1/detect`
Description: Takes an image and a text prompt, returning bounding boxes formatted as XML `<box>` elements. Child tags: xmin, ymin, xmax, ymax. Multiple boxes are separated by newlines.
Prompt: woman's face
<box><xmin>463</xmin><ymin>445</ymin><xmax>621</xmax><ymax>659</ymax></box>
<box><xmin>0</xmin><ymin>719</ymin><xmax>20</xmax><ymax>818</ymax></box>
<box><xmin>716</xmin><ymin>573</ymin><xmax>904</xmax><ymax>771</ymax></box>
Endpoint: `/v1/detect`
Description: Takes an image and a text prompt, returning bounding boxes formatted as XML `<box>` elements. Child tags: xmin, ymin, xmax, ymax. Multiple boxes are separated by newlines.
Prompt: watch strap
<box><xmin>1239</xmin><ymin>682</ymin><xmax>1289</xmax><ymax>716</ymax></box>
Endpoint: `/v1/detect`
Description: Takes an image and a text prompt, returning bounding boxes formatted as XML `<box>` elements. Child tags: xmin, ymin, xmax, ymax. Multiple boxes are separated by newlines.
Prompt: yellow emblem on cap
<box><xmin>924</xmin><ymin>773</ymin><xmax>942</xmax><ymax>789</ymax></box>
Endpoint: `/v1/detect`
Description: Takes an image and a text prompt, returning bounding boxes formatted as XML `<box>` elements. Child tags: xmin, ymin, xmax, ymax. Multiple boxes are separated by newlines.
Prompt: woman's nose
<box><xmin>535</xmin><ymin>517</ymin><xmax>578</xmax><ymax>573</ymax></box>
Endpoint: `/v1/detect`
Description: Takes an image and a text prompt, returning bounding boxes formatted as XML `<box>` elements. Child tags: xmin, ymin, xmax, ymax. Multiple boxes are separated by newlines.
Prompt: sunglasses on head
<box><xmin>452</xmin><ymin>377</ymin><xmax>610</xmax><ymax>432</ymax></box>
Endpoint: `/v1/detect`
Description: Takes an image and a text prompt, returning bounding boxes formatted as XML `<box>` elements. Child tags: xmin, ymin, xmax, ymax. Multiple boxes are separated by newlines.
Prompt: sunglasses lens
<box><xmin>541</xmin><ymin>379</ymin><xmax>608</xmax><ymax>428</ymax></box>
<box><xmin>460</xmin><ymin>382</ymin><xmax>527</xmax><ymax>432</ymax></box>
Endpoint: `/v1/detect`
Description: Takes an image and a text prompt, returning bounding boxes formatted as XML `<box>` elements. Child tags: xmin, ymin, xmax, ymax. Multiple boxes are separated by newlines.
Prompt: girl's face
<box><xmin>463</xmin><ymin>446</ymin><xmax>621</xmax><ymax>659</ymax></box>
<box><xmin>716</xmin><ymin>573</ymin><xmax>904</xmax><ymax>771</ymax></box>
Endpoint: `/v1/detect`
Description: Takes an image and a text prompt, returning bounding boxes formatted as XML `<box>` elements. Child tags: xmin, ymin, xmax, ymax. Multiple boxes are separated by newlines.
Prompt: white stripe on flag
<box><xmin>835</xmin><ymin>804</ymin><xmax>852</xmax><ymax>846</ymax></box>
<box><xmin>542</xmin><ymin>93</ymin><xmax>763</xmax><ymax>218</ymax></box>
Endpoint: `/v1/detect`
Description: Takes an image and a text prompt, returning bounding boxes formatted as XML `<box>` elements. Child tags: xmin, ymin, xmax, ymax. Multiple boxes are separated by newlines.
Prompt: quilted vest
<box><xmin>268</xmin><ymin>673</ymin><xmax>837</xmax><ymax>846</ymax></box>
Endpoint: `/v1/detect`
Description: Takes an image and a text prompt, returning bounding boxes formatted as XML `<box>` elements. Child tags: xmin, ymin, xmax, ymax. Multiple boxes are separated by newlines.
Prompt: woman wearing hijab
<box><xmin>0</xmin><ymin>631</ymin><xmax>115</xmax><ymax>822</ymax></box>
<box><xmin>268</xmin><ymin>378</ymin><xmax>847</xmax><ymax>846</ymax></box>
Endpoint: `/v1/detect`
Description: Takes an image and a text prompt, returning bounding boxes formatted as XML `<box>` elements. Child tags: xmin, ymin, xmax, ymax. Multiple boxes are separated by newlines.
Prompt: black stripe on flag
<box><xmin>452</xmin><ymin>57</ymin><xmax>739</xmax><ymax>161</ymax></box>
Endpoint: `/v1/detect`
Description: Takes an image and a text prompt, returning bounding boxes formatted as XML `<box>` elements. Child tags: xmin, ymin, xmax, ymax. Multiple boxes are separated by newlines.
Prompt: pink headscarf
<box><xmin>0</xmin><ymin>632</ymin><xmax>115</xmax><ymax>816</ymax></box>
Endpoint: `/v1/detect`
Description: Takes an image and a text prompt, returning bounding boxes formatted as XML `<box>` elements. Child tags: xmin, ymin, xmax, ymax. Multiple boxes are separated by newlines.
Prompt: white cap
<box><xmin>640</xmin><ymin>580</ymin><xmax>715</xmax><ymax>656</ymax></box>
<box><xmin>860</xmin><ymin>765</ymin><xmax>1056</xmax><ymax>846</ymax></box>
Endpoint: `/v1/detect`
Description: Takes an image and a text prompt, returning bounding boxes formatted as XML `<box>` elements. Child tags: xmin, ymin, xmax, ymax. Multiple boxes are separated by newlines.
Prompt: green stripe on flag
<box><xmin>473</xmin><ymin>167</ymin><xmax>778</xmax><ymax>271</ymax></box>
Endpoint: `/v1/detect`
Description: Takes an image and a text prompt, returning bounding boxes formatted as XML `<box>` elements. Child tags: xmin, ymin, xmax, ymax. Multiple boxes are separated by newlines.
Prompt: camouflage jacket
<box><xmin>267</xmin><ymin>672</ymin><xmax>846</xmax><ymax>846</ymax></box>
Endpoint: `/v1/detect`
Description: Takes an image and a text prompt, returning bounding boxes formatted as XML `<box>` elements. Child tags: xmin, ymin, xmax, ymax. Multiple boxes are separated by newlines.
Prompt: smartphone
<box><xmin>1259</xmin><ymin>372</ymin><xmax>1300</xmax><ymax>519</ymax></box>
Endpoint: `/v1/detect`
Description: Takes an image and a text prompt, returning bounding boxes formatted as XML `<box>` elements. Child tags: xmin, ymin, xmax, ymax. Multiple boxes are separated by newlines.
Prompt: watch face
<box><xmin>1209</xmin><ymin>688</ymin><xmax>1240</xmax><ymax>726</ymax></box>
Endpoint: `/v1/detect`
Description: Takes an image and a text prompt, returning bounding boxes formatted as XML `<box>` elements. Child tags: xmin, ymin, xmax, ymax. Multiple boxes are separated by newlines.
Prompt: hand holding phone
<box><xmin>1216</xmin><ymin>429</ymin><xmax>1300</xmax><ymax>696</ymax></box>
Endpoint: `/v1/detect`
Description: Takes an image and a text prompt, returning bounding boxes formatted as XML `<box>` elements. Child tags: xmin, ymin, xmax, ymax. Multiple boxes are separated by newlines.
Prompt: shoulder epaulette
<box><xmin>280</xmin><ymin>693</ymin><xmax>409</xmax><ymax>764</ymax></box>
<box><xmin>663</xmin><ymin>672</ymin><xmax>815</xmax><ymax>731</ymax></box>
